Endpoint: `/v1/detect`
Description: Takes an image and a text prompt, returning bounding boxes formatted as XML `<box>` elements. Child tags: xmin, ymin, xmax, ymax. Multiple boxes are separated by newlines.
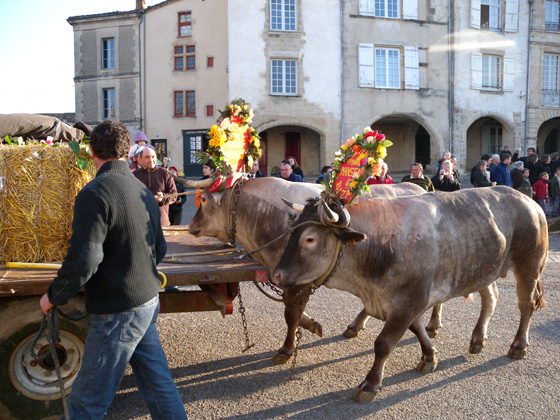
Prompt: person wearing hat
<box><xmin>129</xmin><ymin>131</ymin><xmax>149</xmax><ymax>160</ymax></box>
<box><xmin>168</xmin><ymin>166</ymin><xmax>186</xmax><ymax>225</ymax></box>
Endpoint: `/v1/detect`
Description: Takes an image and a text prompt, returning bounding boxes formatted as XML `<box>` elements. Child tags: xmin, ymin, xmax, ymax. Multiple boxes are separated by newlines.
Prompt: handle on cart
<box><xmin>158</xmin><ymin>271</ymin><xmax>167</xmax><ymax>288</ymax></box>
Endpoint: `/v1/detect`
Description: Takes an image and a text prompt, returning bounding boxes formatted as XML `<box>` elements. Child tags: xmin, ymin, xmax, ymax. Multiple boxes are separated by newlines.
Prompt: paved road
<box><xmin>98</xmin><ymin>231</ymin><xmax>560</xmax><ymax>420</ymax></box>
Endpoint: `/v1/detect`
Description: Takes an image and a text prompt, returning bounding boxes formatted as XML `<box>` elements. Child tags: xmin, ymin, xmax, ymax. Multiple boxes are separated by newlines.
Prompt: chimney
<box><xmin>136</xmin><ymin>0</ymin><xmax>145</xmax><ymax>9</ymax></box>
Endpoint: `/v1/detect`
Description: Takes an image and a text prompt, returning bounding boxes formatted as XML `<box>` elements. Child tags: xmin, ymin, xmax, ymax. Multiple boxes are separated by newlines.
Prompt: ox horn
<box><xmin>320</xmin><ymin>200</ymin><xmax>339</xmax><ymax>224</ymax></box>
<box><xmin>281</xmin><ymin>197</ymin><xmax>305</xmax><ymax>213</ymax></box>
<box><xmin>168</xmin><ymin>171</ymin><xmax>216</xmax><ymax>188</ymax></box>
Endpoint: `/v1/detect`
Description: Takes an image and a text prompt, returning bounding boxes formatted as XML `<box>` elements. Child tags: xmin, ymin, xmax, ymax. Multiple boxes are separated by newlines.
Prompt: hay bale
<box><xmin>0</xmin><ymin>144</ymin><xmax>96</xmax><ymax>264</ymax></box>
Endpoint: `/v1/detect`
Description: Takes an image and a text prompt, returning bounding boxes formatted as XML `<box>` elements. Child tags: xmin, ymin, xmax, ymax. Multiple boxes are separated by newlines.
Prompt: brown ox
<box><xmin>272</xmin><ymin>186</ymin><xmax>547</xmax><ymax>402</ymax></box>
<box><xmin>182</xmin><ymin>175</ymin><xmax>426</xmax><ymax>363</ymax></box>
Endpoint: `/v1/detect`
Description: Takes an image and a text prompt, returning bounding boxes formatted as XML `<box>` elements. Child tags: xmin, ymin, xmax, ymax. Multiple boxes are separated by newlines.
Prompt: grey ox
<box><xmin>271</xmin><ymin>186</ymin><xmax>547</xmax><ymax>403</ymax></box>
<box><xmin>180</xmin><ymin>175</ymin><xmax>427</xmax><ymax>363</ymax></box>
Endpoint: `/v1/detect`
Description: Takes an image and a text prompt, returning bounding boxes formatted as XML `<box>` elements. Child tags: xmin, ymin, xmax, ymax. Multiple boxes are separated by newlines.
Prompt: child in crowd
<box><xmin>550</xmin><ymin>167</ymin><xmax>560</xmax><ymax>217</ymax></box>
<box><xmin>532</xmin><ymin>172</ymin><xmax>549</xmax><ymax>215</ymax></box>
<box><xmin>519</xmin><ymin>168</ymin><xmax>533</xmax><ymax>198</ymax></box>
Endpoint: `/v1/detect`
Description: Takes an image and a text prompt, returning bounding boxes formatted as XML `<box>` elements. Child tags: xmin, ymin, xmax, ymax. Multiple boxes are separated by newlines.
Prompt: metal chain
<box><xmin>236</xmin><ymin>284</ymin><xmax>255</xmax><ymax>353</ymax></box>
<box><xmin>228</xmin><ymin>176</ymin><xmax>245</xmax><ymax>245</ymax></box>
<box><xmin>288</xmin><ymin>325</ymin><xmax>303</xmax><ymax>381</ymax></box>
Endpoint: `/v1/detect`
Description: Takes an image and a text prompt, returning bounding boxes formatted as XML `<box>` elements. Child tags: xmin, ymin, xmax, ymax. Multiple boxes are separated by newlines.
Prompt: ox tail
<box><xmin>534</xmin><ymin>279</ymin><xmax>546</xmax><ymax>310</ymax></box>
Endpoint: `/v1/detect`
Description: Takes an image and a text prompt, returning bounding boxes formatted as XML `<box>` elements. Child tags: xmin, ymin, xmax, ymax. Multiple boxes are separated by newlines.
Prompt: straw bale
<box><xmin>0</xmin><ymin>144</ymin><xmax>96</xmax><ymax>264</ymax></box>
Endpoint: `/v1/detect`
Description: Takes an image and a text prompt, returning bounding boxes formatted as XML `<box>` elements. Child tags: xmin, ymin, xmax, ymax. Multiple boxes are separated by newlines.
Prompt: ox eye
<box><xmin>305</xmin><ymin>237</ymin><xmax>315</xmax><ymax>244</ymax></box>
<box><xmin>201</xmin><ymin>196</ymin><xmax>206</xmax><ymax>204</ymax></box>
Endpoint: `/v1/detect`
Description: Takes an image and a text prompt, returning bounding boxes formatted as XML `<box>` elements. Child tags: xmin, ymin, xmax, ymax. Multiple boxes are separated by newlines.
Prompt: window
<box><xmin>270</xmin><ymin>0</ymin><xmax>296</xmax><ymax>31</ymax></box>
<box><xmin>174</xmin><ymin>91</ymin><xmax>196</xmax><ymax>116</ymax></box>
<box><xmin>482</xmin><ymin>55</ymin><xmax>501</xmax><ymax>89</ymax></box>
<box><xmin>543</xmin><ymin>54</ymin><xmax>560</xmax><ymax>107</ymax></box>
<box><xmin>207</xmin><ymin>56</ymin><xmax>214</xmax><ymax>67</ymax></box>
<box><xmin>546</xmin><ymin>0</ymin><xmax>560</xmax><ymax>30</ymax></box>
<box><xmin>481</xmin><ymin>0</ymin><xmax>500</xmax><ymax>29</ymax></box>
<box><xmin>271</xmin><ymin>59</ymin><xmax>297</xmax><ymax>95</ymax></box>
<box><xmin>359</xmin><ymin>0</ymin><xmax>398</xmax><ymax>18</ymax></box>
<box><xmin>102</xmin><ymin>38</ymin><xmax>115</xmax><ymax>69</ymax></box>
<box><xmin>178</xmin><ymin>12</ymin><xmax>192</xmax><ymax>37</ymax></box>
<box><xmin>103</xmin><ymin>89</ymin><xmax>116</xmax><ymax>119</ymax></box>
<box><xmin>174</xmin><ymin>46</ymin><xmax>195</xmax><ymax>71</ymax></box>
<box><xmin>375</xmin><ymin>48</ymin><xmax>400</xmax><ymax>88</ymax></box>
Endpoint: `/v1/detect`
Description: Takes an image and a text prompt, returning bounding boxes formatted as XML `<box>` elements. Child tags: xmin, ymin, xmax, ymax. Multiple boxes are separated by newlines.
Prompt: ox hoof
<box><xmin>272</xmin><ymin>352</ymin><xmax>293</xmax><ymax>364</ymax></box>
<box><xmin>507</xmin><ymin>347</ymin><xmax>527</xmax><ymax>360</ymax></box>
<box><xmin>309</xmin><ymin>322</ymin><xmax>323</xmax><ymax>338</ymax></box>
<box><xmin>426</xmin><ymin>328</ymin><xmax>438</xmax><ymax>339</ymax></box>
<box><xmin>469</xmin><ymin>339</ymin><xmax>487</xmax><ymax>354</ymax></box>
<box><xmin>343</xmin><ymin>328</ymin><xmax>359</xmax><ymax>339</ymax></box>
<box><xmin>415</xmin><ymin>358</ymin><xmax>438</xmax><ymax>373</ymax></box>
<box><xmin>352</xmin><ymin>387</ymin><xmax>379</xmax><ymax>404</ymax></box>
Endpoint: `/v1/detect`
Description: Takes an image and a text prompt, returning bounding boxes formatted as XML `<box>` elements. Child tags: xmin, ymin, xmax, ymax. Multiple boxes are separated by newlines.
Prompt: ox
<box><xmin>271</xmin><ymin>186</ymin><xmax>547</xmax><ymax>403</ymax></box>
<box><xmin>179</xmin><ymin>175</ymin><xmax>426</xmax><ymax>363</ymax></box>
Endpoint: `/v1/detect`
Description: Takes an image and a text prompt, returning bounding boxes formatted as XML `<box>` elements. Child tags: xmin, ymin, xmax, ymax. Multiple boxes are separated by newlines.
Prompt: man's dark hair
<box><xmin>527</xmin><ymin>147</ymin><xmax>536</xmax><ymax>153</ymax></box>
<box><xmin>500</xmin><ymin>152</ymin><xmax>512</xmax><ymax>161</ymax></box>
<box><xmin>411</xmin><ymin>162</ymin><xmax>423</xmax><ymax>171</ymax></box>
<box><xmin>281</xmin><ymin>159</ymin><xmax>291</xmax><ymax>166</ymax></box>
<box><xmin>89</xmin><ymin>120</ymin><xmax>131</xmax><ymax>160</ymax></box>
<box><xmin>321</xmin><ymin>166</ymin><xmax>331</xmax><ymax>174</ymax></box>
<box><xmin>481</xmin><ymin>153</ymin><xmax>492</xmax><ymax>161</ymax></box>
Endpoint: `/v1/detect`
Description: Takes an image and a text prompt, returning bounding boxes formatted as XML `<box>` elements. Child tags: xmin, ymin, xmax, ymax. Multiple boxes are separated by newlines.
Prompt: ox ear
<box><xmin>212</xmin><ymin>191</ymin><xmax>223</xmax><ymax>206</ymax></box>
<box><xmin>335</xmin><ymin>229</ymin><xmax>366</xmax><ymax>246</ymax></box>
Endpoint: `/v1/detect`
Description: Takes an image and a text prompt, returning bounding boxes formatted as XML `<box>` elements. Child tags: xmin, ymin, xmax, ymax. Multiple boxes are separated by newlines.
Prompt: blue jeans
<box><xmin>64</xmin><ymin>296</ymin><xmax>187</xmax><ymax>420</ymax></box>
<box><xmin>552</xmin><ymin>195</ymin><xmax>560</xmax><ymax>216</ymax></box>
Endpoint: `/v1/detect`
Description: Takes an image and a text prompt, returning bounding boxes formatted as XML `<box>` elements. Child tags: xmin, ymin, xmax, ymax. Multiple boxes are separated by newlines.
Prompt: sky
<box><xmin>0</xmin><ymin>0</ymin><xmax>158</xmax><ymax>115</ymax></box>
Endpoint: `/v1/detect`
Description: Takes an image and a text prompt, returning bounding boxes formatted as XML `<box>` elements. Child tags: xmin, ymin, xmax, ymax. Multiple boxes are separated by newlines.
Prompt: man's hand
<box><xmin>155</xmin><ymin>192</ymin><xmax>164</xmax><ymax>203</ymax></box>
<box><xmin>40</xmin><ymin>294</ymin><xmax>56</xmax><ymax>315</ymax></box>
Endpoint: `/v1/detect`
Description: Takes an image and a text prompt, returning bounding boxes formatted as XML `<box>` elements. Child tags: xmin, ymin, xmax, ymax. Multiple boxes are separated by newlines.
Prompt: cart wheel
<box><xmin>0</xmin><ymin>296</ymin><xmax>89</xmax><ymax>420</ymax></box>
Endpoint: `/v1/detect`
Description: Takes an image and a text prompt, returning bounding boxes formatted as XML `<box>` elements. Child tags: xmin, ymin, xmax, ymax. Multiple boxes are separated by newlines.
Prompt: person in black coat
<box><xmin>288</xmin><ymin>156</ymin><xmax>304</xmax><ymax>179</ymax></box>
<box><xmin>431</xmin><ymin>160</ymin><xmax>462</xmax><ymax>191</ymax></box>
<box><xmin>168</xmin><ymin>166</ymin><xmax>186</xmax><ymax>225</ymax></box>
<box><xmin>247</xmin><ymin>160</ymin><xmax>266</xmax><ymax>178</ymax></box>
<box><xmin>473</xmin><ymin>160</ymin><xmax>496</xmax><ymax>187</ymax></box>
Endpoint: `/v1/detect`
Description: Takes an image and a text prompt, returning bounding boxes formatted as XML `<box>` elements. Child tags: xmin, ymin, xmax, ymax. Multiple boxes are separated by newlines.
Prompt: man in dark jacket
<box><xmin>431</xmin><ymin>160</ymin><xmax>462</xmax><ymax>191</ymax></box>
<box><xmin>40</xmin><ymin>120</ymin><xmax>187</xmax><ymax>419</ymax></box>
<box><xmin>510</xmin><ymin>161</ymin><xmax>525</xmax><ymax>190</ymax></box>
<box><xmin>277</xmin><ymin>160</ymin><xmax>305</xmax><ymax>182</ymax></box>
<box><xmin>473</xmin><ymin>160</ymin><xmax>496</xmax><ymax>187</ymax></box>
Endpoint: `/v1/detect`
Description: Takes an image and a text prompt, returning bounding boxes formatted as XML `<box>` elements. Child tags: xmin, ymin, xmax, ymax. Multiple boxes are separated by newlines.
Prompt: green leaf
<box><xmin>76</xmin><ymin>157</ymin><xmax>88</xmax><ymax>171</ymax></box>
<box><xmin>4</xmin><ymin>135</ymin><xmax>12</xmax><ymax>145</ymax></box>
<box><xmin>380</xmin><ymin>139</ymin><xmax>393</xmax><ymax>147</ymax></box>
<box><xmin>69</xmin><ymin>140</ymin><xmax>81</xmax><ymax>156</ymax></box>
<box><xmin>84</xmin><ymin>144</ymin><xmax>92</xmax><ymax>157</ymax></box>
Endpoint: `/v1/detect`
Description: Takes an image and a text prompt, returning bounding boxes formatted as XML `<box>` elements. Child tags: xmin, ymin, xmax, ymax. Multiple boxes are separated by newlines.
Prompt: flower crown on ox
<box><xmin>196</xmin><ymin>98</ymin><xmax>261</xmax><ymax>175</ymax></box>
<box><xmin>324</xmin><ymin>127</ymin><xmax>393</xmax><ymax>206</ymax></box>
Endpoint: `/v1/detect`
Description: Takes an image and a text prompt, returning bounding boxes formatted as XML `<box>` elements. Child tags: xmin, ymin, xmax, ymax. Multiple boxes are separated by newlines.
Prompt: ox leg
<box><xmin>508</xmin><ymin>276</ymin><xmax>542</xmax><ymax>360</ymax></box>
<box><xmin>343</xmin><ymin>309</ymin><xmax>371</xmax><ymax>339</ymax></box>
<box><xmin>409</xmin><ymin>317</ymin><xmax>438</xmax><ymax>373</ymax></box>
<box><xmin>352</xmin><ymin>312</ymin><xmax>420</xmax><ymax>404</ymax></box>
<box><xmin>273</xmin><ymin>286</ymin><xmax>313</xmax><ymax>365</ymax></box>
<box><xmin>425</xmin><ymin>304</ymin><xmax>443</xmax><ymax>339</ymax></box>
<box><xmin>469</xmin><ymin>282</ymin><xmax>499</xmax><ymax>354</ymax></box>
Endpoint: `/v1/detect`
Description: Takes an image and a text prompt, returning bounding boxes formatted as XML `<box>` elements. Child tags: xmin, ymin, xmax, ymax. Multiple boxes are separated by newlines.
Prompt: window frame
<box><xmin>270</xmin><ymin>59</ymin><xmax>298</xmax><ymax>96</ymax></box>
<box><xmin>270</xmin><ymin>0</ymin><xmax>297</xmax><ymax>31</ymax></box>
<box><xmin>374</xmin><ymin>0</ymin><xmax>398</xmax><ymax>18</ymax></box>
<box><xmin>543</xmin><ymin>53</ymin><xmax>560</xmax><ymax>107</ymax></box>
<box><xmin>173</xmin><ymin>45</ymin><xmax>195</xmax><ymax>71</ymax></box>
<box><xmin>546</xmin><ymin>0</ymin><xmax>560</xmax><ymax>30</ymax></box>
<box><xmin>174</xmin><ymin>91</ymin><xmax>184</xmax><ymax>117</ymax></box>
<box><xmin>480</xmin><ymin>0</ymin><xmax>501</xmax><ymax>30</ymax></box>
<box><xmin>207</xmin><ymin>56</ymin><xmax>214</xmax><ymax>68</ymax></box>
<box><xmin>102</xmin><ymin>38</ymin><xmax>115</xmax><ymax>70</ymax></box>
<box><xmin>186</xmin><ymin>91</ymin><xmax>196</xmax><ymax>117</ymax></box>
<box><xmin>374</xmin><ymin>47</ymin><xmax>401</xmax><ymax>89</ymax></box>
<box><xmin>102</xmin><ymin>88</ymin><xmax>116</xmax><ymax>119</ymax></box>
<box><xmin>481</xmin><ymin>54</ymin><xmax>501</xmax><ymax>90</ymax></box>
<box><xmin>206</xmin><ymin>105</ymin><xmax>214</xmax><ymax>117</ymax></box>
<box><xmin>178</xmin><ymin>11</ymin><xmax>192</xmax><ymax>37</ymax></box>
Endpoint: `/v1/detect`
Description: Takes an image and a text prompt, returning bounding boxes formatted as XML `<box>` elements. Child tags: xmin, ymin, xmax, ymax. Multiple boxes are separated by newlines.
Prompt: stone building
<box><xmin>68</xmin><ymin>0</ymin><xmax>560</xmax><ymax>177</ymax></box>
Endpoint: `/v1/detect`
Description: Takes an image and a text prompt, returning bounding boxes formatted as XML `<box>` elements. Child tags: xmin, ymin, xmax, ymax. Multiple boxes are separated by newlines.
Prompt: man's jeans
<box><xmin>64</xmin><ymin>296</ymin><xmax>187</xmax><ymax>420</ymax></box>
<box><xmin>552</xmin><ymin>195</ymin><xmax>560</xmax><ymax>216</ymax></box>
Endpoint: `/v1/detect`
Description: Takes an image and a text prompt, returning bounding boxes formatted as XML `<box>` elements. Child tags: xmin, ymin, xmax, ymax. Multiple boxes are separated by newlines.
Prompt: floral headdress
<box><xmin>196</xmin><ymin>98</ymin><xmax>261</xmax><ymax>175</ymax></box>
<box><xmin>324</xmin><ymin>127</ymin><xmax>393</xmax><ymax>206</ymax></box>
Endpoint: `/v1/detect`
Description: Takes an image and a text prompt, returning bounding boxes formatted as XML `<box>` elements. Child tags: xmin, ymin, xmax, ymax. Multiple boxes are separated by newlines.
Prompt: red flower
<box><xmin>353</xmin><ymin>144</ymin><xmax>361</xmax><ymax>152</ymax></box>
<box><xmin>364</xmin><ymin>130</ymin><xmax>375</xmax><ymax>138</ymax></box>
<box><xmin>376</xmin><ymin>133</ymin><xmax>385</xmax><ymax>141</ymax></box>
<box><xmin>230</xmin><ymin>116</ymin><xmax>243</xmax><ymax>125</ymax></box>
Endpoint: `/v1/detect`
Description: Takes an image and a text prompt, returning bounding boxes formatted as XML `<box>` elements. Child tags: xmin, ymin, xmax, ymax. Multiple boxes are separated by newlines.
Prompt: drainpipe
<box><xmin>524</xmin><ymin>0</ymin><xmax>534</xmax><ymax>153</ymax></box>
<box><xmin>138</xmin><ymin>10</ymin><xmax>145</xmax><ymax>130</ymax></box>
<box><xmin>448</xmin><ymin>0</ymin><xmax>454</xmax><ymax>156</ymax></box>
<box><xmin>340</xmin><ymin>0</ymin><xmax>344</xmax><ymax>146</ymax></box>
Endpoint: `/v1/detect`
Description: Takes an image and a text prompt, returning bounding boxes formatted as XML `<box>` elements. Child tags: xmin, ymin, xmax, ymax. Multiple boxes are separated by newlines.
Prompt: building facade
<box><xmin>68</xmin><ymin>0</ymin><xmax>560</xmax><ymax>177</ymax></box>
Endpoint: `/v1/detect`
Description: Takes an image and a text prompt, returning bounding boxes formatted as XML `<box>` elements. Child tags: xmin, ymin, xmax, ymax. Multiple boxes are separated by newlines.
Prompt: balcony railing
<box><xmin>542</xmin><ymin>89</ymin><xmax>560</xmax><ymax>107</ymax></box>
<box><xmin>545</xmin><ymin>21</ymin><xmax>560</xmax><ymax>31</ymax></box>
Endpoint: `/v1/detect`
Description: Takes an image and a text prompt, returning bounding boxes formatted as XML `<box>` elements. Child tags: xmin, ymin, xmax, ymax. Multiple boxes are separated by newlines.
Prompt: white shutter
<box><xmin>471</xmin><ymin>0</ymin><xmax>481</xmax><ymax>29</ymax></box>
<box><xmin>504</xmin><ymin>0</ymin><xmax>519</xmax><ymax>32</ymax></box>
<box><xmin>503</xmin><ymin>57</ymin><xmax>515</xmax><ymax>91</ymax></box>
<box><xmin>404</xmin><ymin>46</ymin><xmax>420</xmax><ymax>90</ymax></box>
<box><xmin>359</xmin><ymin>0</ymin><xmax>374</xmax><ymax>16</ymax></box>
<box><xmin>471</xmin><ymin>53</ymin><xmax>483</xmax><ymax>89</ymax></box>
<box><xmin>403</xmin><ymin>0</ymin><xmax>418</xmax><ymax>20</ymax></box>
<box><xmin>358</xmin><ymin>43</ymin><xmax>375</xmax><ymax>87</ymax></box>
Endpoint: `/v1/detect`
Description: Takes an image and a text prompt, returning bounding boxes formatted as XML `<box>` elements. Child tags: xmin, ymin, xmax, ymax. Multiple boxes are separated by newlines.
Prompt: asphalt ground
<box><xmin>91</xmin><ymin>231</ymin><xmax>560</xmax><ymax>420</ymax></box>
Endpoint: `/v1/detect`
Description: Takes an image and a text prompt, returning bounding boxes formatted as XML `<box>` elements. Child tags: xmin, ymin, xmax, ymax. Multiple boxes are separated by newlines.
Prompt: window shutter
<box><xmin>403</xmin><ymin>0</ymin><xmax>418</xmax><ymax>20</ymax></box>
<box><xmin>503</xmin><ymin>57</ymin><xmax>515</xmax><ymax>91</ymax></box>
<box><xmin>504</xmin><ymin>0</ymin><xmax>519</xmax><ymax>32</ymax></box>
<box><xmin>358</xmin><ymin>43</ymin><xmax>375</xmax><ymax>87</ymax></box>
<box><xmin>404</xmin><ymin>46</ymin><xmax>420</xmax><ymax>90</ymax></box>
<box><xmin>471</xmin><ymin>0</ymin><xmax>481</xmax><ymax>29</ymax></box>
<box><xmin>471</xmin><ymin>53</ymin><xmax>483</xmax><ymax>89</ymax></box>
<box><xmin>359</xmin><ymin>0</ymin><xmax>374</xmax><ymax>16</ymax></box>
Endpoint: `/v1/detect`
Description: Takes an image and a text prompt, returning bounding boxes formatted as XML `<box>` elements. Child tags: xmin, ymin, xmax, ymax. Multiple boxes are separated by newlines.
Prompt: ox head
<box><xmin>271</xmin><ymin>197</ymin><xmax>366</xmax><ymax>289</ymax></box>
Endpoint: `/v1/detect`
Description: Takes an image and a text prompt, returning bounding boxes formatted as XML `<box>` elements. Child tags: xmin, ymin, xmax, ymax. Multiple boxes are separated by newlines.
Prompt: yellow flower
<box><xmin>252</xmin><ymin>136</ymin><xmax>260</xmax><ymax>148</ymax></box>
<box><xmin>377</xmin><ymin>145</ymin><xmax>387</xmax><ymax>159</ymax></box>
<box><xmin>208</xmin><ymin>125</ymin><xmax>226</xmax><ymax>148</ymax></box>
<box><xmin>341</xmin><ymin>145</ymin><xmax>348</xmax><ymax>150</ymax></box>
<box><xmin>220</xmin><ymin>118</ymin><xmax>230</xmax><ymax>130</ymax></box>
<box><xmin>350</xmin><ymin>181</ymin><xmax>357</xmax><ymax>189</ymax></box>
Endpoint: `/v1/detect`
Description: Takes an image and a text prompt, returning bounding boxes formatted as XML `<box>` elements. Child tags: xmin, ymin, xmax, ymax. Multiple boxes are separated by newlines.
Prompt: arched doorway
<box><xmin>466</xmin><ymin>117</ymin><xmax>514</xmax><ymax>169</ymax></box>
<box><xmin>537</xmin><ymin>117</ymin><xmax>560</xmax><ymax>155</ymax></box>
